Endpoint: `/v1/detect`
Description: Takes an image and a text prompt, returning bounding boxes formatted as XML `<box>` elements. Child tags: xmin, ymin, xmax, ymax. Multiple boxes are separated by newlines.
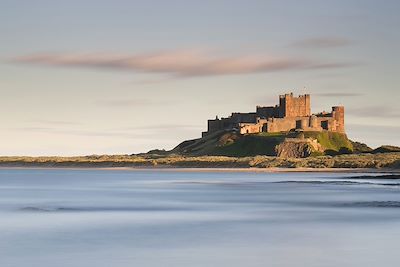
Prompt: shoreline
<box><xmin>0</xmin><ymin>152</ymin><xmax>399</xmax><ymax>171</ymax></box>
<box><xmin>0</xmin><ymin>166</ymin><xmax>398</xmax><ymax>174</ymax></box>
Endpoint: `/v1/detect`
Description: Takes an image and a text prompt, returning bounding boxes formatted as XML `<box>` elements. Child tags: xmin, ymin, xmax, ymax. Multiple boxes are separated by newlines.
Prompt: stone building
<box><xmin>202</xmin><ymin>93</ymin><xmax>345</xmax><ymax>137</ymax></box>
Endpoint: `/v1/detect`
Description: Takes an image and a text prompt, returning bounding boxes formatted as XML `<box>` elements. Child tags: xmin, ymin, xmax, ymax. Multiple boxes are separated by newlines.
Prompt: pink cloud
<box><xmin>293</xmin><ymin>37</ymin><xmax>352</xmax><ymax>48</ymax></box>
<box><xmin>13</xmin><ymin>50</ymin><xmax>352</xmax><ymax>77</ymax></box>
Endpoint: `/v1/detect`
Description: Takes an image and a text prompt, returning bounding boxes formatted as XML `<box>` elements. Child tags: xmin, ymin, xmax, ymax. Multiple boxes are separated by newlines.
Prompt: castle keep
<box><xmin>202</xmin><ymin>93</ymin><xmax>345</xmax><ymax>136</ymax></box>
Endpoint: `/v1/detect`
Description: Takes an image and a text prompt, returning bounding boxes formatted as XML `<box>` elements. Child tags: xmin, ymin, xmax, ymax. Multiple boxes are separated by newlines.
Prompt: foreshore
<box><xmin>1</xmin><ymin>166</ymin><xmax>398</xmax><ymax>175</ymax></box>
<box><xmin>0</xmin><ymin>152</ymin><xmax>399</xmax><ymax>171</ymax></box>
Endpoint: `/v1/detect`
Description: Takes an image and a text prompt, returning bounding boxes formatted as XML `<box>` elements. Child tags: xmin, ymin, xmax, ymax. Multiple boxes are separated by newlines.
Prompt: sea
<box><xmin>0</xmin><ymin>168</ymin><xmax>399</xmax><ymax>267</ymax></box>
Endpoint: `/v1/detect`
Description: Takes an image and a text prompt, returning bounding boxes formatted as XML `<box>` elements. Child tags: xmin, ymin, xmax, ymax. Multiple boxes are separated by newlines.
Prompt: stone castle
<box><xmin>202</xmin><ymin>93</ymin><xmax>345</xmax><ymax>137</ymax></box>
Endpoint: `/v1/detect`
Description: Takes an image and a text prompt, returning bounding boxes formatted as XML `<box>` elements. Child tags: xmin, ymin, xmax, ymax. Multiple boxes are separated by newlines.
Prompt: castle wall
<box><xmin>231</xmin><ymin>112</ymin><xmax>257</xmax><ymax>123</ymax></box>
<box><xmin>315</xmin><ymin>117</ymin><xmax>336</xmax><ymax>131</ymax></box>
<box><xmin>207</xmin><ymin>119</ymin><xmax>222</xmax><ymax>133</ymax></box>
<box><xmin>239</xmin><ymin>123</ymin><xmax>263</xmax><ymax>134</ymax></box>
<box><xmin>207</xmin><ymin>117</ymin><xmax>236</xmax><ymax>133</ymax></box>
<box><xmin>265</xmin><ymin>117</ymin><xmax>297</xmax><ymax>132</ymax></box>
<box><xmin>238</xmin><ymin>118</ymin><xmax>268</xmax><ymax>134</ymax></box>
<box><xmin>256</xmin><ymin>106</ymin><xmax>279</xmax><ymax>118</ymax></box>
<box><xmin>265</xmin><ymin>115</ymin><xmax>339</xmax><ymax>133</ymax></box>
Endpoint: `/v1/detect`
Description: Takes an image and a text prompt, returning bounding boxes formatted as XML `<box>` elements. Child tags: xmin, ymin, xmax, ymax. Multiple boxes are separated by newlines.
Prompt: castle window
<box><xmin>321</xmin><ymin>120</ymin><xmax>328</xmax><ymax>130</ymax></box>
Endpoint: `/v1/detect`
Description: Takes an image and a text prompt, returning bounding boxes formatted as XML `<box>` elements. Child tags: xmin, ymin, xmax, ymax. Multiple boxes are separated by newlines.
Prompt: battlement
<box><xmin>279</xmin><ymin>92</ymin><xmax>310</xmax><ymax>99</ymax></box>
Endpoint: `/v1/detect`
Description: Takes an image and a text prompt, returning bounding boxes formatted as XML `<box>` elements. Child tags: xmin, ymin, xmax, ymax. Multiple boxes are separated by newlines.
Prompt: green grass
<box><xmin>255</xmin><ymin>132</ymin><xmax>286</xmax><ymax>137</ymax></box>
<box><xmin>212</xmin><ymin>134</ymin><xmax>285</xmax><ymax>156</ymax></box>
<box><xmin>257</xmin><ymin>131</ymin><xmax>353</xmax><ymax>153</ymax></box>
<box><xmin>351</xmin><ymin>141</ymin><xmax>373</xmax><ymax>153</ymax></box>
<box><xmin>373</xmin><ymin>145</ymin><xmax>400</xmax><ymax>154</ymax></box>
<box><xmin>302</xmin><ymin>131</ymin><xmax>353</xmax><ymax>153</ymax></box>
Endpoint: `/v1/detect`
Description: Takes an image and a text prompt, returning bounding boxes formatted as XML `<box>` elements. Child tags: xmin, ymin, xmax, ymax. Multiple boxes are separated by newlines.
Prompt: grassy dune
<box><xmin>173</xmin><ymin>130</ymin><xmax>353</xmax><ymax>157</ymax></box>
<box><xmin>0</xmin><ymin>152</ymin><xmax>399</xmax><ymax>169</ymax></box>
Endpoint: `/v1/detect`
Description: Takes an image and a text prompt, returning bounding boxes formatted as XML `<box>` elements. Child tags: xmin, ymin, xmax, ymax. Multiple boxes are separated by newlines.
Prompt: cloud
<box><xmin>32</xmin><ymin>120</ymin><xmax>82</xmax><ymax>126</ymax></box>
<box><xmin>314</xmin><ymin>92</ymin><xmax>363</xmax><ymax>97</ymax></box>
<box><xmin>8</xmin><ymin>127</ymin><xmax>161</xmax><ymax>140</ymax></box>
<box><xmin>15</xmin><ymin>127</ymin><xmax>54</xmax><ymax>131</ymax></box>
<box><xmin>347</xmin><ymin>106</ymin><xmax>400</xmax><ymax>118</ymax></box>
<box><xmin>293</xmin><ymin>37</ymin><xmax>352</xmax><ymax>48</ymax></box>
<box><xmin>97</xmin><ymin>98</ymin><xmax>163</xmax><ymax>107</ymax></box>
<box><xmin>123</xmin><ymin>124</ymin><xmax>203</xmax><ymax>131</ymax></box>
<box><xmin>9</xmin><ymin>123</ymin><xmax>203</xmax><ymax>140</ymax></box>
<box><xmin>348</xmin><ymin>123</ymin><xmax>400</xmax><ymax>131</ymax></box>
<box><xmin>129</xmin><ymin>77</ymin><xmax>176</xmax><ymax>85</ymax></box>
<box><xmin>12</xmin><ymin>50</ymin><xmax>352</xmax><ymax>77</ymax></box>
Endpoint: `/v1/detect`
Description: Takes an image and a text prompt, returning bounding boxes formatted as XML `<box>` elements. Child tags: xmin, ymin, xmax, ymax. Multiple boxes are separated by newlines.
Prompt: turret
<box><xmin>332</xmin><ymin>106</ymin><xmax>345</xmax><ymax>133</ymax></box>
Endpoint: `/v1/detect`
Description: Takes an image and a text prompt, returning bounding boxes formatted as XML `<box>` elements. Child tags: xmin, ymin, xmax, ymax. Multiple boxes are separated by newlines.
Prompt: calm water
<box><xmin>0</xmin><ymin>168</ymin><xmax>400</xmax><ymax>267</ymax></box>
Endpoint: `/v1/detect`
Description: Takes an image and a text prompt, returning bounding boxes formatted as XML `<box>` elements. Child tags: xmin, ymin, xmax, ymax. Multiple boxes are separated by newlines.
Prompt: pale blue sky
<box><xmin>1</xmin><ymin>0</ymin><xmax>399</xmax><ymax>155</ymax></box>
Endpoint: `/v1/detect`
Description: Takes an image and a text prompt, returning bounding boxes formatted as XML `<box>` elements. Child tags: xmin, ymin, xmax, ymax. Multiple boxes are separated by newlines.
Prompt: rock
<box><xmin>275</xmin><ymin>138</ymin><xmax>324</xmax><ymax>158</ymax></box>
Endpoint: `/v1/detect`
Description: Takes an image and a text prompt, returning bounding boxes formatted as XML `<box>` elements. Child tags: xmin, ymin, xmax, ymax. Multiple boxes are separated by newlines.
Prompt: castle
<box><xmin>202</xmin><ymin>93</ymin><xmax>345</xmax><ymax>137</ymax></box>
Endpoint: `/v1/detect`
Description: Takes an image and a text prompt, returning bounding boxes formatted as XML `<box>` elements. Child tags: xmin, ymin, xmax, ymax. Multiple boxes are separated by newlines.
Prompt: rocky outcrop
<box><xmin>275</xmin><ymin>138</ymin><xmax>324</xmax><ymax>158</ymax></box>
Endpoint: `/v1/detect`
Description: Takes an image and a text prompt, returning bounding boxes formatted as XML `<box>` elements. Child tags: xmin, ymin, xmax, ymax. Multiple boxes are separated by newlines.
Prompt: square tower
<box><xmin>278</xmin><ymin>93</ymin><xmax>311</xmax><ymax>118</ymax></box>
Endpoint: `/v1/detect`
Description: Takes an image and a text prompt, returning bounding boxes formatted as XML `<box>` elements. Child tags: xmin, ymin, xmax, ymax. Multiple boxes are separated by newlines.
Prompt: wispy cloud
<box><xmin>32</xmin><ymin>120</ymin><xmax>82</xmax><ymax>126</ymax></box>
<box><xmin>12</xmin><ymin>50</ymin><xmax>353</xmax><ymax>77</ymax></box>
<box><xmin>9</xmin><ymin>123</ymin><xmax>202</xmax><ymax>140</ymax></box>
<box><xmin>9</xmin><ymin>127</ymin><xmax>162</xmax><ymax>140</ymax></box>
<box><xmin>348</xmin><ymin>123</ymin><xmax>400</xmax><ymax>131</ymax></box>
<box><xmin>347</xmin><ymin>106</ymin><xmax>400</xmax><ymax>118</ymax></box>
<box><xmin>292</xmin><ymin>37</ymin><xmax>352</xmax><ymax>48</ymax></box>
<box><xmin>96</xmin><ymin>98</ymin><xmax>168</xmax><ymax>107</ymax></box>
<box><xmin>123</xmin><ymin>124</ymin><xmax>203</xmax><ymax>131</ymax></box>
<box><xmin>314</xmin><ymin>92</ymin><xmax>363</xmax><ymax>97</ymax></box>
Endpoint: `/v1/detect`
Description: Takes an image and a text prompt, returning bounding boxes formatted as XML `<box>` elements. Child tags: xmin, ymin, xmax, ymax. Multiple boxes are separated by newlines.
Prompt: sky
<box><xmin>1</xmin><ymin>0</ymin><xmax>399</xmax><ymax>156</ymax></box>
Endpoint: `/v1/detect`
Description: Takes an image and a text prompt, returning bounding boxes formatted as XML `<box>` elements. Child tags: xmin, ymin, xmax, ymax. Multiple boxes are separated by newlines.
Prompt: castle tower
<box><xmin>332</xmin><ymin>106</ymin><xmax>345</xmax><ymax>133</ymax></box>
<box><xmin>278</xmin><ymin>93</ymin><xmax>311</xmax><ymax>118</ymax></box>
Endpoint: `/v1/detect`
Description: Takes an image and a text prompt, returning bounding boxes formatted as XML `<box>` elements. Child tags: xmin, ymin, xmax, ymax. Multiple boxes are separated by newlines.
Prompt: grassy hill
<box><xmin>351</xmin><ymin>141</ymin><xmax>373</xmax><ymax>153</ymax></box>
<box><xmin>372</xmin><ymin>145</ymin><xmax>400</xmax><ymax>154</ymax></box>
<box><xmin>172</xmin><ymin>130</ymin><xmax>353</xmax><ymax>157</ymax></box>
